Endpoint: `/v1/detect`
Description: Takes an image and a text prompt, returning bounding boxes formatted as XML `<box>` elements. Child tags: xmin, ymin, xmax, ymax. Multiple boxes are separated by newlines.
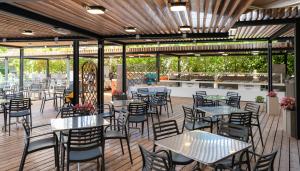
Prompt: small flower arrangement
<box><xmin>74</xmin><ymin>102</ymin><xmax>95</xmax><ymax>113</ymax></box>
<box><xmin>267</xmin><ymin>91</ymin><xmax>277</xmax><ymax>97</ymax></box>
<box><xmin>280</xmin><ymin>97</ymin><xmax>295</xmax><ymax>111</ymax></box>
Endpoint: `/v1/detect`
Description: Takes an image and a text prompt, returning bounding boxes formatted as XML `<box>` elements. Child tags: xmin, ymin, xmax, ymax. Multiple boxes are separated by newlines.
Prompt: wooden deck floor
<box><xmin>0</xmin><ymin>95</ymin><xmax>299</xmax><ymax>171</ymax></box>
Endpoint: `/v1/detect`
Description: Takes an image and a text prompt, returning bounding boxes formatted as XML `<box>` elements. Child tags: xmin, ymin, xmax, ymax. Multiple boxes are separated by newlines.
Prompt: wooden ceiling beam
<box><xmin>235</xmin><ymin>18</ymin><xmax>300</xmax><ymax>26</ymax></box>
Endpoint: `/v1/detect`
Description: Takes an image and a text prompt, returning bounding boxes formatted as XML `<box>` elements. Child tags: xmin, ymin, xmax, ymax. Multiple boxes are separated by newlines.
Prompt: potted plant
<box><xmin>74</xmin><ymin>102</ymin><xmax>95</xmax><ymax>115</ymax></box>
<box><xmin>266</xmin><ymin>91</ymin><xmax>280</xmax><ymax>115</ymax></box>
<box><xmin>280</xmin><ymin>96</ymin><xmax>296</xmax><ymax>137</ymax></box>
<box><xmin>255</xmin><ymin>96</ymin><xmax>265</xmax><ymax>112</ymax></box>
<box><xmin>112</xmin><ymin>90</ymin><xmax>127</xmax><ymax>100</ymax></box>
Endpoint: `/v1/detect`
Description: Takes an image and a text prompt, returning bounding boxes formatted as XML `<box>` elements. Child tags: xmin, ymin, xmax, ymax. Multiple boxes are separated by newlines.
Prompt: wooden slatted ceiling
<box><xmin>13</xmin><ymin>0</ymin><xmax>254</xmax><ymax>35</ymax></box>
<box><xmin>0</xmin><ymin>11</ymin><xmax>76</xmax><ymax>38</ymax></box>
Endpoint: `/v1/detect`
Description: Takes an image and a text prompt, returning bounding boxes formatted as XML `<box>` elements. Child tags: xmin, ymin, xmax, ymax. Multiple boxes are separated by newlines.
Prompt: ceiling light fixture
<box><xmin>52</xmin><ymin>27</ymin><xmax>71</xmax><ymax>35</ymax></box>
<box><xmin>86</xmin><ymin>6</ymin><xmax>106</xmax><ymax>14</ymax></box>
<box><xmin>125</xmin><ymin>27</ymin><xmax>136</xmax><ymax>33</ymax></box>
<box><xmin>229</xmin><ymin>28</ymin><xmax>237</xmax><ymax>36</ymax></box>
<box><xmin>222</xmin><ymin>53</ymin><xmax>228</xmax><ymax>56</ymax></box>
<box><xmin>22</xmin><ymin>30</ymin><xmax>34</xmax><ymax>36</ymax></box>
<box><xmin>218</xmin><ymin>52</ymin><xmax>225</xmax><ymax>54</ymax></box>
<box><xmin>179</xmin><ymin>26</ymin><xmax>191</xmax><ymax>32</ymax></box>
<box><xmin>170</xmin><ymin>2</ymin><xmax>187</xmax><ymax>12</ymax></box>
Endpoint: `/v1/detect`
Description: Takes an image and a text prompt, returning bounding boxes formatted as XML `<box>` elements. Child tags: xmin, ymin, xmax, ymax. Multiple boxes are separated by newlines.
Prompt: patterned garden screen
<box><xmin>81</xmin><ymin>61</ymin><xmax>97</xmax><ymax>106</ymax></box>
<box><xmin>127</xmin><ymin>63</ymin><xmax>157</xmax><ymax>87</ymax></box>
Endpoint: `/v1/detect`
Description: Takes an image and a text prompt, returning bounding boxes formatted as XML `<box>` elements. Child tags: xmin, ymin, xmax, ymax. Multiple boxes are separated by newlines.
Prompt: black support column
<box><xmin>46</xmin><ymin>59</ymin><xmax>50</xmax><ymax>78</ymax></box>
<box><xmin>284</xmin><ymin>53</ymin><xmax>288</xmax><ymax>76</ymax></box>
<box><xmin>122</xmin><ymin>44</ymin><xmax>127</xmax><ymax>93</ymax></box>
<box><xmin>19</xmin><ymin>48</ymin><xmax>24</xmax><ymax>91</ymax></box>
<box><xmin>156</xmin><ymin>52</ymin><xmax>160</xmax><ymax>82</ymax></box>
<box><xmin>294</xmin><ymin>22</ymin><xmax>300</xmax><ymax>139</ymax></box>
<box><xmin>97</xmin><ymin>39</ymin><xmax>104</xmax><ymax>107</ymax></box>
<box><xmin>73</xmin><ymin>40</ymin><xmax>80</xmax><ymax>105</ymax></box>
<box><xmin>267</xmin><ymin>40</ymin><xmax>273</xmax><ymax>92</ymax></box>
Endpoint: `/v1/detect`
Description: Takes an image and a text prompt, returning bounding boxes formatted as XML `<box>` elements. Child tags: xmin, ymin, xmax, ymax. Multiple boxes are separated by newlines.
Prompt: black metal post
<box><xmin>19</xmin><ymin>48</ymin><xmax>24</xmax><ymax>91</ymax></box>
<box><xmin>267</xmin><ymin>40</ymin><xmax>273</xmax><ymax>92</ymax></box>
<box><xmin>294</xmin><ymin>22</ymin><xmax>300</xmax><ymax>139</ymax></box>
<box><xmin>122</xmin><ymin>44</ymin><xmax>127</xmax><ymax>93</ymax></box>
<box><xmin>97</xmin><ymin>39</ymin><xmax>104</xmax><ymax>107</ymax></box>
<box><xmin>46</xmin><ymin>59</ymin><xmax>50</xmax><ymax>78</ymax></box>
<box><xmin>156</xmin><ymin>52</ymin><xmax>160</xmax><ymax>82</ymax></box>
<box><xmin>178</xmin><ymin>56</ymin><xmax>181</xmax><ymax>78</ymax></box>
<box><xmin>284</xmin><ymin>53</ymin><xmax>288</xmax><ymax>76</ymax></box>
<box><xmin>73</xmin><ymin>40</ymin><xmax>80</xmax><ymax>105</ymax></box>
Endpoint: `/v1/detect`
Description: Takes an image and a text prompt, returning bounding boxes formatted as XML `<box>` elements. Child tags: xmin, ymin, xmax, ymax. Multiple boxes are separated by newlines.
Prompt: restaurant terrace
<box><xmin>0</xmin><ymin>0</ymin><xmax>299</xmax><ymax>171</ymax></box>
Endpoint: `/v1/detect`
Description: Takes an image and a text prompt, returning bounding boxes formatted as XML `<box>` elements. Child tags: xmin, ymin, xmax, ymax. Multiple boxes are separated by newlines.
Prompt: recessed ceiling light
<box><xmin>222</xmin><ymin>53</ymin><xmax>228</xmax><ymax>56</ymax></box>
<box><xmin>22</xmin><ymin>30</ymin><xmax>34</xmax><ymax>36</ymax></box>
<box><xmin>170</xmin><ymin>2</ymin><xmax>187</xmax><ymax>12</ymax></box>
<box><xmin>252</xmin><ymin>51</ymin><xmax>259</xmax><ymax>53</ymax></box>
<box><xmin>179</xmin><ymin>26</ymin><xmax>191</xmax><ymax>32</ymax></box>
<box><xmin>86</xmin><ymin>6</ymin><xmax>106</xmax><ymax>14</ymax></box>
<box><xmin>229</xmin><ymin>28</ymin><xmax>237</xmax><ymax>36</ymax></box>
<box><xmin>52</xmin><ymin>27</ymin><xmax>71</xmax><ymax>35</ymax></box>
<box><xmin>218</xmin><ymin>52</ymin><xmax>225</xmax><ymax>54</ymax></box>
<box><xmin>252</xmin><ymin>52</ymin><xmax>259</xmax><ymax>55</ymax></box>
<box><xmin>145</xmin><ymin>39</ymin><xmax>152</xmax><ymax>42</ymax></box>
<box><xmin>187</xmin><ymin>53</ymin><xmax>194</xmax><ymax>55</ymax></box>
<box><xmin>125</xmin><ymin>27</ymin><xmax>136</xmax><ymax>33</ymax></box>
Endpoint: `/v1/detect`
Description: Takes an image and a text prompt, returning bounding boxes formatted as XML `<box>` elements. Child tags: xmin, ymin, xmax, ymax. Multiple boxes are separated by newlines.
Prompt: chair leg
<box><xmin>97</xmin><ymin>158</ymin><xmax>100</xmax><ymax>171</ymax></box>
<box><xmin>126</xmin><ymin>137</ymin><xmax>133</xmax><ymax>164</ymax></box>
<box><xmin>101</xmin><ymin>156</ymin><xmax>105</xmax><ymax>171</ymax></box>
<box><xmin>120</xmin><ymin>139</ymin><xmax>124</xmax><ymax>154</ymax></box>
<box><xmin>54</xmin><ymin>145</ymin><xmax>59</xmax><ymax>171</ymax></box>
<box><xmin>146</xmin><ymin>119</ymin><xmax>150</xmax><ymax>139</ymax></box>
<box><xmin>8</xmin><ymin>116</ymin><xmax>11</xmax><ymax>136</ymax></box>
<box><xmin>256</xmin><ymin>121</ymin><xmax>264</xmax><ymax>146</ymax></box>
<box><xmin>249</xmin><ymin>128</ymin><xmax>255</xmax><ymax>153</ymax></box>
<box><xmin>181</xmin><ymin>122</ymin><xmax>185</xmax><ymax>133</ymax></box>
<box><xmin>141</xmin><ymin>122</ymin><xmax>144</xmax><ymax>135</ymax></box>
<box><xmin>169</xmin><ymin>99</ymin><xmax>173</xmax><ymax>113</ymax></box>
<box><xmin>19</xmin><ymin>149</ymin><xmax>27</xmax><ymax>171</ymax></box>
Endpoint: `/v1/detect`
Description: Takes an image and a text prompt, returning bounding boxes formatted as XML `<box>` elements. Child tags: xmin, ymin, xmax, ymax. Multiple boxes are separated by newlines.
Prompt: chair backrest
<box><xmin>227</xmin><ymin>96</ymin><xmax>241</xmax><ymax>108</ymax></box>
<box><xmin>229</xmin><ymin>112</ymin><xmax>252</xmax><ymax>127</ymax></box>
<box><xmin>128</xmin><ymin>102</ymin><xmax>148</xmax><ymax>116</ymax></box>
<box><xmin>196</xmin><ymin>91</ymin><xmax>207</xmax><ymax>96</ymax></box>
<box><xmin>218</xmin><ymin>122</ymin><xmax>249</xmax><ymax>142</ymax></box>
<box><xmin>137</xmin><ymin>88</ymin><xmax>149</xmax><ymax>94</ymax></box>
<box><xmin>153</xmin><ymin>120</ymin><xmax>180</xmax><ymax>141</ymax></box>
<box><xmin>139</xmin><ymin>145</ymin><xmax>173</xmax><ymax>171</ymax></box>
<box><xmin>131</xmin><ymin>91</ymin><xmax>139</xmax><ymax>99</ymax></box>
<box><xmin>97</xmin><ymin>104</ymin><xmax>112</xmax><ymax>115</ymax></box>
<box><xmin>67</xmin><ymin>126</ymin><xmax>104</xmax><ymax>152</ymax></box>
<box><xmin>60</xmin><ymin>107</ymin><xmax>87</xmax><ymax>118</ymax></box>
<box><xmin>254</xmin><ymin>151</ymin><xmax>277</xmax><ymax>171</ymax></box>
<box><xmin>244</xmin><ymin>102</ymin><xmax>260</xmax><ymax>115</ymax></box>
<box><xmin>182</xmin><ymin>106</ymin><xmax>197</xmax><ymax>122</ymax></box>
<box><xmin>9</xmin><ymin>98</ymin><xmax>31</xmax><ymax>112</ymax></box>
<box><xmin>193</xmin><ymin>95</ymin><xmax>205</xmax><ymax>107</ymax></box>
<box><xmin>227</xmin><ymin>91</ymin><xmax>238</xmax><ymax>97</ymax></box>
<box><xmin>116</xmin><ymin>112</ymin><xmax>129</xmax><ymax>132</ymax></box>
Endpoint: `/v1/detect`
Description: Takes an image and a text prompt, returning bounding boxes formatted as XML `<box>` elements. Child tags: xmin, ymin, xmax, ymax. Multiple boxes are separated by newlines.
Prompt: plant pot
<box><xmin>282</xmin><ymin>109</ymin><xmax>297</xmax><ymax>138</ymax></box>
<box><xmin>267</xmin><ymin>96</ymin><xmax>280</xmax><ymax>115</ymax></box>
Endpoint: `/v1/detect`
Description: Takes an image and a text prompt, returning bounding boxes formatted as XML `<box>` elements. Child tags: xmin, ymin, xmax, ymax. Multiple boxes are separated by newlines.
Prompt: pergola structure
<box><xmin>0</xmin><ymin>0</ymin><xmax>300</xmax><ymax>138</ymax></box>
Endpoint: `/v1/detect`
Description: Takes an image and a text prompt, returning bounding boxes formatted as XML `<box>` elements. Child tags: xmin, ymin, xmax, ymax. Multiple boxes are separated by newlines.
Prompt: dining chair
<box><xmin>215</xmin><ymin>122</ymin><xmax>251</xmax><ymax>170</ymax></box>
<box><xmin>226</xmin><ymin>96</ymin><xmax>241</xmax><ymax>108</ymax></box>
<box><xmin>128</xmin><ymin>102</ymin><xmax>149</xmax><ymax>138</ymax></box>
<box><xmin>104</xmin><ymin>112</ymin><xmax>133</xmax><ymax>164</ymax></box>
<box><xmin>166</xmin><ymin>89</ymin><xmax>173</xmax><ymax>113</ymax></box>
<box><xmin>245</xmin><ymin>102</ymin><xmax>263</xmax><ymax>146</ymax></box>
<box><xmin>97</xmin><ymin>104</ymin><xmax>115</xmax><ymax>125</ymax></box>
<box><xmin>29</xmin><ymin>83</ymin><xmax>42</xmax><ymax>99</ymax></box>
<box><xmin>40</xmin><ymin>90</ymin><xmax>55</xmax><ymax>113</ymax></box>
<box><xmin>62</xmin><ymin>126</ymin><xmax>105</xmax><ymax>171</ymax></box>
<box><xmin>228</xmin><ymin>112</ymin><xmax>255</xmax><ymax>152</ymax></box>
<box><xmin>182</xmin><ymin>106</ymin><xmax>213</xmax><ymax>133</ymax></box>
<box><xmin>139</xmin><ymin>145</ymin><xmax>175</xmax><ymax>171</ymax></box>
<box><xmin>19</xmin><ymin>120</ymin><xmax>59</xmax><ymax>171</ymax></box>
<box><xmin>153</xmin><ymin>120</ymin><xmax>194</xmax><ymax>167</ymax></box>
<box><xmin>155</xmin><ymin>91</ymin><xmax>170</xmax><ymax>117</ymax></box>
<box><xmin>147</xmin><ymin>96</ymin><xmax>161</xmax><ymax>123</ymax></box>
<box><xmin>8</xmin><ymin>98</ymin><xmax>32</xmax><ymax>136</ymax></box>
<box><xmin>193</xmin><ymin>95</ymin><xmax>214</xmax><ymax>107</ymax></box>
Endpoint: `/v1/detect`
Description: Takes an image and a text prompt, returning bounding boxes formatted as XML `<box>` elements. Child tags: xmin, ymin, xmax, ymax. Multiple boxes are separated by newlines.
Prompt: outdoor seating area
<box><xmin>0</xmin><ymin>0</ymin><xmax>300</xmax><ymax>171</ymax></box>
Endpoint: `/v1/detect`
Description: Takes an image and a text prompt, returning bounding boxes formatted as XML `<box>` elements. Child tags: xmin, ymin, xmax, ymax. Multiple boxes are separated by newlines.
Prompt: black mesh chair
<box><xmin>40</xmin><ymin>90</ymin><xmax>55</xmax><ymax>113</ymax></box>
<box><xmin>155</xmin><ymin>92</ymin><xmax>170</xmax><ymax>117</ymax></box>
<box><xmin>182</xmin><ymin>106</ymin><xmax>213</xmax><ymax>133</ymax></box>
<box><xmin>166</xmin><ymin>89</ymin><xmax>173</xmax><ymax>113</ymax></box>
<box><xmin>128</xmin><ymin>102</ymin><xmax>149</xmax><ymax>138</ymax></box>
<box><xmin>20</xmin><ymin>120</ymin><xmax>59</xmax><ymax>171</ymax></box>
<box><xmin>226</xmin><ymin>96</ymin><xmax>241</xmax><ymax>108</ymax></box>
<box><xmin>104</xmin><ymin>112</ymin><xmax>132</xmax><ymax>164</ymax></box>
<box><xmin>8</xmin><ymin>98</ymin><xmax>32</xmax><ymax>136</ymax></box>
<box><xmin>216</xmin><ymin>151</ymin><xmax>277</xmax><ymax>171</ymax></box>
<box><xmin>229</xmin><ymin>112</ymin><xmax>255</xmax><ymax>152</ymax></box>
<box><xmin>245</xmin><ymin>103</ymin><xmax>263</xmax><ymax>146</ymax></box>
<box><xmin>62</xmin><ymin>126</ymin><xmax>105</xmax><ymax>171</ymax></box>
<box><xmin>139</xmin><ymin>145</ymin><xmax>174</xmax><ymax>171</ymax></box>
<box><xmin>147</xmin><ymin>96</ymin><xmax>161</xmax><ymax>123</ymax></box>
<box><xmin>137</xmin><ymin>88</ymin><xmax>150</xmax><ymax>102</ymax></box>
<box><xmin>215</xmin><ymin>122</ymin><xmax>251</xmax><ymax>170</ymax></box>
<box><xmin>153</xmin><ymin>120</ymin><xmax>194</xmax><ymax>167</ymax></box>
